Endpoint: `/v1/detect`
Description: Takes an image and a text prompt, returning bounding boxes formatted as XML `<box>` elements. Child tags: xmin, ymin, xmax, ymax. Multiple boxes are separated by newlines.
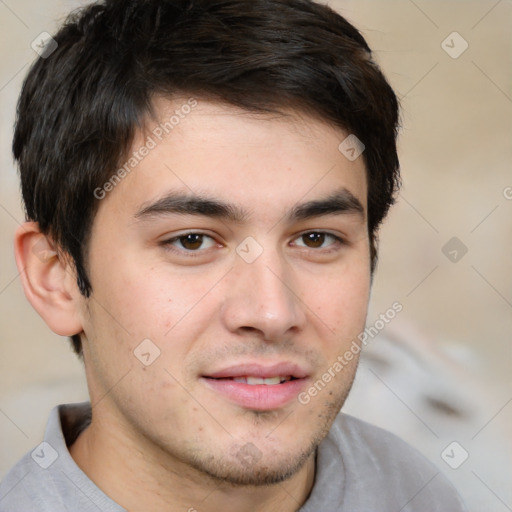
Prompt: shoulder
<box><xmin>0</xmin><ymin>450</ymin><xmax>61</xmax><ymax>512</ymax></box>
<box><xmin>326</xmin><ymin>413</ymin><xmax>467</xmax><ymax>511</ymax></box>
<box><xmin>330</xmin><ymin>412</ymin><xmax>432</xmax><ymax>465</ymax></box>
<box><xmin>0</xmin><ymin>404</ymin><xmax>72</xmax><ymax>511</ymax></box>
<box><xmin>0</xmin><ymin>403</ymin><xmax>120</xmax><ymax>512</ymax></box>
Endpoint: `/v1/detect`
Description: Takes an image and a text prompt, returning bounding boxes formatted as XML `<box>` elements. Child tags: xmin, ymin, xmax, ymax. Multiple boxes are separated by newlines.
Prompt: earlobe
<box><xmin>14</xmin><ymin>222</ymin><xmax>84</xmax><ymax>337</ymax></box>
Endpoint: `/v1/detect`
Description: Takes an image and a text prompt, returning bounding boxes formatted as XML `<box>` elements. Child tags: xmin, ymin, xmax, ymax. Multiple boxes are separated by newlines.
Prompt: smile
<box><xmin>232</xmin><ymin>376</ymin><xmax>293</xmax><ymax>385</ymax></box>
<box><xmin>201</xmin><ymin>363</ymin><xmax>309</xmax><ymax>410</ymax></box>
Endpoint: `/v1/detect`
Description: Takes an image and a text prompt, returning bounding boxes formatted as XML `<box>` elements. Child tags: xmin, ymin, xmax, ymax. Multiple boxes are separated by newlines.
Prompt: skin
<box><xmin>15</xmin><ymin>98</ymin><xmax>371</xmax><ymax>512</ymax></box>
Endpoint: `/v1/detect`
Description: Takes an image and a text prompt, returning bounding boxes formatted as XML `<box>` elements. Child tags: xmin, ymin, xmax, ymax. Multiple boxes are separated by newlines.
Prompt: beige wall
<box><xmin>338</xmin><ymin>0</ymin><xmax>512</xmax><ymax>379</ymax></box>
<box><xmin>1</xmin><ymin>0</ymin><xmax>510</xmax><ymax>507</ymax></box>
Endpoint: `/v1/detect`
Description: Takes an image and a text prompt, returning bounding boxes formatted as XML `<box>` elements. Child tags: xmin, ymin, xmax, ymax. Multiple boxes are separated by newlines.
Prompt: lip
<box><xmin>202</xmin><ymin>362</ymin><xmax>310</xmax><ymax>411</ymax></box>
<box><xmin>205</xmin><ymin>362</ymin><xmax>309</xmax><ymax>380</ymax></box>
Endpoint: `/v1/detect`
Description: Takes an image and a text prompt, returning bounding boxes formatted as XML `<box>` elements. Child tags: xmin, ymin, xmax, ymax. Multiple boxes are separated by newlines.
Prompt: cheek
<box><xmin>88</xmin><ymin>255</ymin><xmax>177</xmax><ymax>336</ymax></box>
<box><xmin>307</xmin><ymin>264</ymin><xmax>370</xmax><ymax>338</ymax></box>
<box><xmin>84</xmin><ymin>262</ymin><xmax>221</xmax><ymax>371</ymax></box>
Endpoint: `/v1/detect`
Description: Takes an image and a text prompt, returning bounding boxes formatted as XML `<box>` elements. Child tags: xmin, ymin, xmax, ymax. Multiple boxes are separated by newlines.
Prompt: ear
<box><xmin>14</xmin><ymin>222</ymin><xmax>84</xmax><ymax>336</ymax></box>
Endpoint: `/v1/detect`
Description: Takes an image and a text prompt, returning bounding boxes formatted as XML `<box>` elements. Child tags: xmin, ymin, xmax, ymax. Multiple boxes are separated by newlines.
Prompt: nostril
<box><xmin>240</xmin><ymin>326</ymin><xmax>257</xmax><ymax>332</ymax></box>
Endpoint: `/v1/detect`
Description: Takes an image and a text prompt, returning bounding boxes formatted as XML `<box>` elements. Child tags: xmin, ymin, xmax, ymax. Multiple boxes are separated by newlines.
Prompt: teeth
<box><xmin>233</xmin><ymin>376</ymin><xmax>291</xmax><ymax>385</ymax></box>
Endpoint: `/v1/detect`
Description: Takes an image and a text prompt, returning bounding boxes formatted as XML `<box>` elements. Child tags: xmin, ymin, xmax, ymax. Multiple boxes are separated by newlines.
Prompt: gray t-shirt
<box><xmin>0</xmin><ymin>402</ymin><xmax>466</xmax><ymax>511</ymax></box>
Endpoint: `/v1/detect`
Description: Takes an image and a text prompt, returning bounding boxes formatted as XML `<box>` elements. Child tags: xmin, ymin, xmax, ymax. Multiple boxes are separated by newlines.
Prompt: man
<box><xmin>0</xmin><ymin>0</ymin><xmax>467</xmax><ymax>510</ymax></box>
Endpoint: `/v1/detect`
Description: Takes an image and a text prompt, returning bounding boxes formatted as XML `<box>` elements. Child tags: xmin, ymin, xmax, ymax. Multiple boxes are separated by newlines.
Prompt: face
<box><xmin>78</xmin><ymin>98</ymin><xmax>371</xmax><ymax>485</ymax></box>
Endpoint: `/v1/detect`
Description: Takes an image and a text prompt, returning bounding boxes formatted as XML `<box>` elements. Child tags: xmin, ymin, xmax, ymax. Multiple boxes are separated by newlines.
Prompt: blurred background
<box><xmin>0</xmin><ymin>1</ymin><xmax>511</xmax><ymax>510</ymax></box>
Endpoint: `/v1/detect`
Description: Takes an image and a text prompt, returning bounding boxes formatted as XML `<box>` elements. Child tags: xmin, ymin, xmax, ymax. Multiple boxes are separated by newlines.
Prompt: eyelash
<box><xmin>291</xmin><ymin>232</ymin><xmax>345</xmax><ymax>252</ymax></box>
<box><xmin>160</xmin><ymin>231</ymin><xmax>345</xmax><ymax>256</ymax></box>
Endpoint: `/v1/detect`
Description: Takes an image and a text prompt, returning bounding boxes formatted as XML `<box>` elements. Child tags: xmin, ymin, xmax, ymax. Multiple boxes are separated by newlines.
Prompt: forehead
<box><xmin>95</xmin><ymin>97</ymin><xmax>368</xmax><ymax>224</ymax></box>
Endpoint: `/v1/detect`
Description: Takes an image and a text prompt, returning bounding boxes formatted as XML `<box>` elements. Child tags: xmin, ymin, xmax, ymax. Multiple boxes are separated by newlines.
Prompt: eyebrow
<box><xmin>134</xmin><ymin>188</ymin><xmax>364</xmax><ymax>223</ymax></box>
<box><xmin>286</xmin><ymin>189</ymin><xmax>364</xmax><ymax>222</ymax></box>
<box><xmin>135</xmin><ymin>192</ymin><xmax>248</xmax><ymax>222</ymax></box>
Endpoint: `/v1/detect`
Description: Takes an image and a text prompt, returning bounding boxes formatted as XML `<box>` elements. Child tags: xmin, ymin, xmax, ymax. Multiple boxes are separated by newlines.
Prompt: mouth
<box><xmin>210</xmin><ymin>375</ymin><xmax>296</xmax><ymax>385</ymax></box>
<box><xmin>201</xmin><ymin>363</ymin><xmax>309</xmax><ymax>410</ymax></box>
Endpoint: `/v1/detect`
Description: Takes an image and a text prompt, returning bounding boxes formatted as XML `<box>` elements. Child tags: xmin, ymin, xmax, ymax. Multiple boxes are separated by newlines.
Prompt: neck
<box><xmin>69</xmin><ymin>407</ymin><xmax>316</xmax><ymax>512</ymax></box>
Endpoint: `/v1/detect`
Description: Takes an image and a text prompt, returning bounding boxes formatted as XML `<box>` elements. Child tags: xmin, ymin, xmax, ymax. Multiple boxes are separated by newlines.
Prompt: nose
<box><xmin>220</xmin><ymin>247</ymin><xmax>307</xmax><ymax>342</ymax></box>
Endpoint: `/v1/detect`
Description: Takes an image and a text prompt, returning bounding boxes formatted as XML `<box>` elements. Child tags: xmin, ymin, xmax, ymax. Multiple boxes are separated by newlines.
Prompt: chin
<box><xmin>184</xmin><ymin>404</ymin><xmax>341</xmax><ymax>487</ymax></box>
<box><xmin>190</xmin><ymin>439</ymin><xmax>318</xmax><ymax>487</ymax></box>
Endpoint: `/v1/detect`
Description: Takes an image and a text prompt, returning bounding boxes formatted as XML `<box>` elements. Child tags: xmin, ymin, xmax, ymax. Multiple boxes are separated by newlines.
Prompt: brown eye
<box><xmin>302</xmin><ymin>232</ymin><xmax>325</xmax><ymax>248</ymax></box>
<box><xmin>179</xmin><ymin>233</ymin><xmax>204</xmax><ymax>250</ymax></box>
<box><xmin>163</xmin><ymin>233</ymin><xmax>217</xmax><ymax>252</ymax></box>
<box><xmin>293</xmin><ymin>231</ymin><xmax>343</xmax><ymax>251</ymax></box>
